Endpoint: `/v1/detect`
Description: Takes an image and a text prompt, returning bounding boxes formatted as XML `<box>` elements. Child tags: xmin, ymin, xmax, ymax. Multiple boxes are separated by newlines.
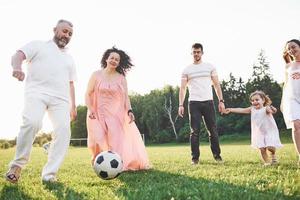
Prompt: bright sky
<box><xmin>0</xmin><ymin>0</ymin><xmax>299</xmax><ymax>139</ymax></box>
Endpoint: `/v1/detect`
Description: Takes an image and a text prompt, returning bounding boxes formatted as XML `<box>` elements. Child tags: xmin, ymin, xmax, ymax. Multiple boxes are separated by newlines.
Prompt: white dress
<box><xmin>251</xmin><ymin>107</ymin><xmax>283</xmax><ymax>149</ymax></box>
<box><xmin>282</xmin><ymin>64</ymin><xmax>300</xmax><ymax>129</ymax></box>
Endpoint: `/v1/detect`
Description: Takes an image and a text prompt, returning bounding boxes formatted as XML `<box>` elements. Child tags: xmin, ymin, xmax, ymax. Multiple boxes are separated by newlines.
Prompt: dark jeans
<box><xmin>189</xmin><ymin>100</ymin><xmax>221</xmax><ymax>161</ymax></box>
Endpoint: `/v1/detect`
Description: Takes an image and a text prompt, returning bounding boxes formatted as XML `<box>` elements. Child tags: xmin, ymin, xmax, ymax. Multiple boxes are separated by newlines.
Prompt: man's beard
<box><xmin>54</xmin><ymin>35</ymin><xmax>69</xmax><ymax>48</ymax></box>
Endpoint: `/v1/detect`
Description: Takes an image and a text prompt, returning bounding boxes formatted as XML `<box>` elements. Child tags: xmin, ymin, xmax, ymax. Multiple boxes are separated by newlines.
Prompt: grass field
<box><xmin>0</xmin><ymin>136</ymin><xmax>300</xmax><ymax>200</ymax></box>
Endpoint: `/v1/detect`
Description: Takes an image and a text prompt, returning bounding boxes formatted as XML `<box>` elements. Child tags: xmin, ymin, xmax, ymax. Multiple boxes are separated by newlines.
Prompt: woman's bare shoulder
<box><xmin>91</xmin><ymin>69</ymin><xmax>103</xmax><ymax>77</ymax></box>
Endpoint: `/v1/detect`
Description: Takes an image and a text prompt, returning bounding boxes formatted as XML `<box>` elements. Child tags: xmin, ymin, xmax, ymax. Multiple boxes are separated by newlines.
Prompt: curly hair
<box><xmin>100</xmin><ymin>47</ymin><xmax>133</xmax><ymax>76</ymax></box>
<box><xmin>249</xmin><ymin>90</ymin><xmax>272</xmax><ymax>106</ymax></box>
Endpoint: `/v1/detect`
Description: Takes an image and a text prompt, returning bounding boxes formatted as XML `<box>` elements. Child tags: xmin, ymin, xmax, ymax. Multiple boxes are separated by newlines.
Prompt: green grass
<box><xmin>0</xmin><ymin>138</ymin><xmax>300</xmax><ymax>200</ymax></box>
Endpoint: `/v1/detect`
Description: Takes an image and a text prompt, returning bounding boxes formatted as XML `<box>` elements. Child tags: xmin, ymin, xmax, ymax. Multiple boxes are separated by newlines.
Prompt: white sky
<box><xmin>0</xmin><ymin>0</ymin><xmax>299</xmax><ymax>139</ymax></box>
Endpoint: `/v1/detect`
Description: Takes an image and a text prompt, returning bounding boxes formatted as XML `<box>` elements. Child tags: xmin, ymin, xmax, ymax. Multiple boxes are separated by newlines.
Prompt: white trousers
<box><xmin>10</xmin><ymin>92</ymin><xmax>70</xmax><ymax>180</ymax></box>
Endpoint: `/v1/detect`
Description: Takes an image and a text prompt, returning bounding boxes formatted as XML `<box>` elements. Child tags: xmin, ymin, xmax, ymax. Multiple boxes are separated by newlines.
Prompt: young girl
<box><xmin>224</xmin><ymin>91</ymin><xmax>283</xmax><ymax>166</ymax></box>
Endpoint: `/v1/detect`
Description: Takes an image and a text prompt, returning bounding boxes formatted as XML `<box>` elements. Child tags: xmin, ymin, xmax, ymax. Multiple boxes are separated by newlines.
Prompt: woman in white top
<box><xmin>281</xmin><ymin>39</ymin><xmax>300</xmax><ymax>165</ymax></box>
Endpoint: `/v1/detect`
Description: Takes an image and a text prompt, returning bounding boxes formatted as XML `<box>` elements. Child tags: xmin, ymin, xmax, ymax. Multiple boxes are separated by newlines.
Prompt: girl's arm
<box><xmin>224</xmin><ymin>107</ymin><xmax>251</xmax><ymax>114</ymax></box>
<box><xmin>266</xmin><ymin>105</ymin><xmax>277</xmax><ymax>114</ymax></box>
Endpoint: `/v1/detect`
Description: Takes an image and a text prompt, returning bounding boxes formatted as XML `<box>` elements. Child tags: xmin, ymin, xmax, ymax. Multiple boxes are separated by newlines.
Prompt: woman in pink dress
<box><xmin>85</xmin><ymin>47</ymin><xmax>150</xmax><ymax>171</ymax></box>
<box><xmin>224</xmin><ymin>91</ymin><xmax>283</xmax><ymax>166</ymax></box>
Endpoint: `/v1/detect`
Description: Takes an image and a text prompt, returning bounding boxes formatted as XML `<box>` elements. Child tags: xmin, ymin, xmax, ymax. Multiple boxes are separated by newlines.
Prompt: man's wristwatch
<box><xmin>219</xmin><ymin>99</ymin><xmax>225</xmax><ymax>103</ymax></box>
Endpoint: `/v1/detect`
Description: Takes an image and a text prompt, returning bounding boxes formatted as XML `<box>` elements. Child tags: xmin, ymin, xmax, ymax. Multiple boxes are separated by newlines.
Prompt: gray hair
<box><xmin>56</xmin><ymin>19</ymin><xmax>73</xmax><ymax>27</ymax></box>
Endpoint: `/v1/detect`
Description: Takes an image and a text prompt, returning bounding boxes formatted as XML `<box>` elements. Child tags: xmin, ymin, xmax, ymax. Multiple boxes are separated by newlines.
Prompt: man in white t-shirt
<box><xmin>178</xmin><ymin>43</ymin><xmax>225</xmax><ymax>165</ymax></box>
<box><xmin>5</xmin><ymin>19</ymin><xmax>77</xmax><ymax>183</ymax></box>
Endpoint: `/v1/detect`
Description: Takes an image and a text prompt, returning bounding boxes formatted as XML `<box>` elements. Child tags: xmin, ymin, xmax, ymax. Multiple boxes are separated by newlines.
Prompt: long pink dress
<box><xmin>87</xmin><ymin>71</ymin><xmax>150</xmax><ymax>171</ymax></box>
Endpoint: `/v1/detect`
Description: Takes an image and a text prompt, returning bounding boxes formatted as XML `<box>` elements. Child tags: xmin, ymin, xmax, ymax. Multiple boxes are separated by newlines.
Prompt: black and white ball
<box><xmin>93</xmin><ymin>151</ymin><xmax>123</xmax><ymax>180</ymax></box>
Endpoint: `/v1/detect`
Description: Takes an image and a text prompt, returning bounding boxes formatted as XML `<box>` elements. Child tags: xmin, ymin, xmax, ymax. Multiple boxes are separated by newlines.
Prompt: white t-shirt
<box><xmin>20</xmin><ymin>40</ymin><xmax>77</xmax><ymax>102</ymax></box>
<box><xmin>182</xmin><ymin>62</ymin><xmax>217</xmax><ymax>101</ymax></box>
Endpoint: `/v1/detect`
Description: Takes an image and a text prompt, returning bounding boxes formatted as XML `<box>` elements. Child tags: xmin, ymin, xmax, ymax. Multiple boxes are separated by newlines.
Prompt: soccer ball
<box><xmin>93</xmin><ymin>151</ymin><xmax>123</xmax><ymax>180</ymax></box>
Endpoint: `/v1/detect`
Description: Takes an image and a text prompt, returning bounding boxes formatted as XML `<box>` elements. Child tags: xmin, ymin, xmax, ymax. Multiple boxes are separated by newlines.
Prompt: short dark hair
<box><xmin>192</xmin><ymin>43</ymin><xmax>203</xmax><ymax>51</ymax></box>
<box><xmin>56</xmin><ymin>19</ymin><xmax>73</xmax><ymax>27</ymax></box>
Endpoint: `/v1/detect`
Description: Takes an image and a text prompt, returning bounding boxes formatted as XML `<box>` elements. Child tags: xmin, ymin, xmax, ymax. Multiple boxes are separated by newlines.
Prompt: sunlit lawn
<box><xmin>0</xmin><ymin>135</ymin><xmax>299</xmax><ymax>200</ymax></box>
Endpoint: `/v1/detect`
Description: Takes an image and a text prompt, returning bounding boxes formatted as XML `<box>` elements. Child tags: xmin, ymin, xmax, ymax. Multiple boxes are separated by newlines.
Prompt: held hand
<box><xmin>12</xmin><ymin>70</ymin><xmax>25</xmax><ymax>81</ymax></box>
<box><xmin>70</xmin><ymin>107</ymin><xmax>77</xmax><ymax>121</ymax></box>
<box><xmin>223</xmin><ymin>108</ymin><xmax>231</xmax><ymax>114</ymax></box>
<box><xmin>128</xmin><ymin>112</ymin><xmax>135</xmax><ymax>123</ymax></box>
<box><xmin>291</xmin><ymin>72</ymin><xmax>300</xmax><ymax>80</ymax></box>
<box><xmin>218</xmin><ymin>102</ymin><xmax>225</xmax><ymax>114</ymax></box>
<box><xmin>178</xmin><ymin>106</ymin><xmax>184</xmax><ymax>117</ymax></box>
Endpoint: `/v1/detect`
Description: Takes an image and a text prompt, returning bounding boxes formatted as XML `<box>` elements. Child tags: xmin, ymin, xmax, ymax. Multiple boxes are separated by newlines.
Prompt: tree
<box><xmin>251</xmin><ymin>49</ymin><xmax>271</xmax><ymax>80</ymax></box>
<box><xmin>65</xmin><ymin>52</ymin><xmax>286</xmax><ymax>144</ymax></box>
<box><xmin>71</xmin><ymin>105</ymin><xmax>88</xmax><ymax>140</ymax></box>
<box><xmin>33</xmin><ymin>131</ymin><xmax>52</xmax><ymax>146</ymax></box>
<box><xmin>130</xmin><ymin>93</ymin><xmax>148</xmax><ymax>139</ymax></box>
<box><xmin>164</xmin><ymin>96</ymin><xmax>178</xmax><ymax>140</ymax></box>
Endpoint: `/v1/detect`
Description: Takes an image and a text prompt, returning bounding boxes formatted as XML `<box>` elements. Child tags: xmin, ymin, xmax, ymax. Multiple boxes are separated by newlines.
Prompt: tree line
<box><xmin>0</xmin><ymin>50</ymin><xmax>285</xmax><ymax>148</ymax></box>
<box><xmin>70</xmin><ymin>50</ymin><xmax>285</xmax><ymax>144</ymax></box>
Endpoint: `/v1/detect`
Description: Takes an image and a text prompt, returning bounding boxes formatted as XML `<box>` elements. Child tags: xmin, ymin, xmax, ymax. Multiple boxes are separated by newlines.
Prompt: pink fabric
<box><xmin>87</xmin><ymin>72</ymin><xmax>150</xmax><ymax>170</ymax></box>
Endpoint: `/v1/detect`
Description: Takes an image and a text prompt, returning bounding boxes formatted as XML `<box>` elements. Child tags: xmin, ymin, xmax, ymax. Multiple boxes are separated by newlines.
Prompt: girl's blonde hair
<box><xmin>249</xmin><ymin>90</ymin><xmax>272</xmax><ymax>106</ymax></box>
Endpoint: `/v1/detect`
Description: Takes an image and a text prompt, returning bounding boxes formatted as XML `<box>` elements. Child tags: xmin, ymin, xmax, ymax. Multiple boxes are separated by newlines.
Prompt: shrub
<box><xmin>178</xmin><ymin>123</ymin><xmax>190</xmax><ymax>142</ymax></box>
<box><xmin>153</xmin><ymin>130</ymin><xmax>172</xmax><ymax>143</ymax></box>
<box><xmin>1</xmin><ymin>141</ymin><xmax>11</xmax><ymax>149</ymax></box>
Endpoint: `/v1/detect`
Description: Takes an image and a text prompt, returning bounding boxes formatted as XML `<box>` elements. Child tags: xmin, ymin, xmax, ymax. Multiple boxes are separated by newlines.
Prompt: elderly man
<box><xmin>6</xmin><ymin>19</ymin><xmax>77</xmax><ymax>183</ymax></box>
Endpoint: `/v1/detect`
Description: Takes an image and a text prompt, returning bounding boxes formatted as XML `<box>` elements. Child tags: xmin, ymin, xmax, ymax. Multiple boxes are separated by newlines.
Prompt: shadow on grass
<box><xmin>0</xmin><ymin>181</ymin><xmax>87</xmax><ymax>200</ymax></box>
<box><xmin>42</xmin><ymin>181</ymin><xmax>87</xmax><ymax>200</ymax></box>
<box><xmin>0</xmin><ymin>185</ymin><xmax>33</xmax><ymax>200</ymax></box>
<box><xmin>115</xmin><ymin>169</ymin><xmax>299</xmax><ymax>200</ymax></box>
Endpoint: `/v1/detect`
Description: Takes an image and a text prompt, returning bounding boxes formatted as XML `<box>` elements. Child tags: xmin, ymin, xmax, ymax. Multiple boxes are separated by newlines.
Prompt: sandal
<box><xmin>5</xmin><ymin>166</ymin><xmax>21</xmax><ymax>184</ymax></box>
